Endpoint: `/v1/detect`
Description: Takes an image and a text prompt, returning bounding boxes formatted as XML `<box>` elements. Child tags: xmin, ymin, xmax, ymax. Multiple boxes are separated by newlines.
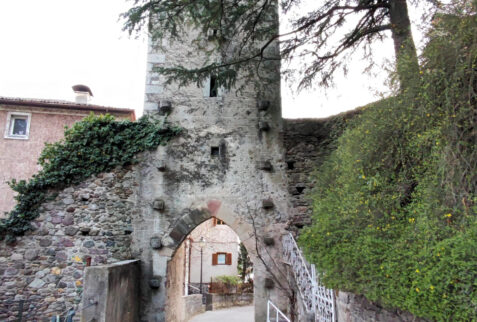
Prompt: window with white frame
<box><xmin>4</xmin><ymin>112</ymin><xmax>31</xmax><ymax>139</ymax></box>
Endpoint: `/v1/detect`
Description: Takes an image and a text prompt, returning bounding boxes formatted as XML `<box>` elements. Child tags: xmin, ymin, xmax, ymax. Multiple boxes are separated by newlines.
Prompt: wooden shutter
<box><xmin>212</xmin><ymin>253</ymin><xmax>218</xmax><ymax>265</ymax></box>
<box><xmin>225</xmin><ymin>253</ymin><xmax>232</xmax><ymax>265</ymax></box>
<box><xmin>212</xmin><ymin>217</ymin><xmax>217</xmax><ymax>226</ymax></box>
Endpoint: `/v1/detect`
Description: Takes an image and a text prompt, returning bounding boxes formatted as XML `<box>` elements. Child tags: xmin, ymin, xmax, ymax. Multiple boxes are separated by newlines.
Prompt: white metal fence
<box><xmin>267</xmin><ymin>300</ymin><xmax>291</xmax><ymax>322</ymax></box>
<box><xmin>282</xmin><ymin>233</ymin><xmax>335</xmax><ymax>322</ymax></box>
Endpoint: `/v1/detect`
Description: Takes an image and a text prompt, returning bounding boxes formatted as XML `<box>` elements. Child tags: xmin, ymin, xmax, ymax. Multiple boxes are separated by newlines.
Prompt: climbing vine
<box><xmin>0</xmin><ymin>114</ymin><xmax>181</xmax><ymax>243</ymax></box>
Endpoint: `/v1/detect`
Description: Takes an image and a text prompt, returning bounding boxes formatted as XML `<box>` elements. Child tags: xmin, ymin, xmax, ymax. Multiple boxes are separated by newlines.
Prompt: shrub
<box><xmin>300</xmin><ymin>8</ymin><xmax>477</xmax><ymax>321</ymax></box>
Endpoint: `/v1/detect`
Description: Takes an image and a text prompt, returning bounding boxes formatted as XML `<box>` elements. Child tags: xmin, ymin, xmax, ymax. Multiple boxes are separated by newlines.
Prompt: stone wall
<box><xmin>283</xmin><ymin>118</ymin><xmax>339</xmax><ymax>229</ymax></box>
<box><xmin>0</xmin><ymin>168</ymin><xmax>137</xmax><ymax>321</ymax></box>
<box><xmin>210</xmin><ymin>293</ymin><xmax>253</xmax><ymax>310</ymax></box>
<box><xmin>165</xmin><ymin>240</ymin><xmax>187</xmax><ymax>322</ymax></box>
<box><xmin>336</xmin><ymin>291</ymin><xmax>427</xmax><ymax>322</ymax></box>
<box><xmin>283</xmin><ymin>112</ymin><xmax>358</xmax><ymax>230</ymax></box>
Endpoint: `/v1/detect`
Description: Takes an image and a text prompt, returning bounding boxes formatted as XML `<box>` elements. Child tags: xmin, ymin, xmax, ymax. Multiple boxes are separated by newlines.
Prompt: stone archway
<box><xmin>156</xmin><ymin>200</ymin><xmax>266</xmax><ymax>321</ymax></box>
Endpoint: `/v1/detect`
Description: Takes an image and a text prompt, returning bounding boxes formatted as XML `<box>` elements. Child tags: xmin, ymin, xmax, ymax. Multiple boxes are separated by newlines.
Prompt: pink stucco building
<box><xmin>0</xmin><ymin>95</ymin><xmax>135</xmax><ymax>216</ymax></box>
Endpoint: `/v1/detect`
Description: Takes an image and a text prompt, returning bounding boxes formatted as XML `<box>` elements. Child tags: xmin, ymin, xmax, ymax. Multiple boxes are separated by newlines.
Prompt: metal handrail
<box><xmin>267</xmin><ymin>300</ymin><xmax>290</xmax><ymax>322</ymax></box>
<box><xmin>282</xmin><ymin>233</ymin><xmax>336</xmax><ymax>322</ymax></box>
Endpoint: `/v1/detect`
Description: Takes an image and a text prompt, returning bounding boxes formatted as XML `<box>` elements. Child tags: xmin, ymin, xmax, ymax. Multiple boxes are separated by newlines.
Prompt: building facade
<box><xmin>185</xmin><ymin>218</ymin><xmax>240</xmax><ymax>289</ymax></box>
<box><xmin>0</xmin><ymin>96</ymin><xmax>135</xmax><ymax>216</ymax></box>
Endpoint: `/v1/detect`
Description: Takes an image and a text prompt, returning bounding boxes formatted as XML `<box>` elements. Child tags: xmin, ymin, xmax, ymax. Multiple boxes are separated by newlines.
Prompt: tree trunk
<box><xmin>389</xmin><ymin>0</ymin><xmax>420</xmax><ymax>90</ymax></box>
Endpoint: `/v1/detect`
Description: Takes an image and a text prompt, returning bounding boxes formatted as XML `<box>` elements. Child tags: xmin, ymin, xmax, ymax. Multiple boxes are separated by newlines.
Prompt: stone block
<box><xmin>150</xmin><ymin>237</ymin><xmax>162</xmax><ymax>249</ymax></box>
<box><xmin>257</xmin><ymin>160</ymin><xmax>273</xmax><ymax>171</ymax></box>
<box><xmin>158</xmin><ymin>101</ymin><xmax>172</xmax><ymax>115</ymax></box>
<box><xmin>148</xmin><ymin>53</ymin><xmax>165</xmax><ymax>63</ymax></box>
<box><xmin>145</xmin><ymin>85</ymin><xmax>162</xmax><ymax>94</ymax></box>
<box><xmin>149</xmin><ymin>277</ymin><xmax>162</xmax><ymax>289</ymax></box>
<box><xmin>189</xmin><ymin>209</ymin><xmax>210</xmax><ymax>226</ymax></box>
<box><xmin>169</xmin><ymin>228</ymin><xmax>185</xmax><ymax>244</ymax></box>
<box><xmin>264</xmin><ymin>278</ymin><xmax>274</xmax><ymax>289</ymax></box>
<box><xmin>257</xmin><ymin>100</ymin><xmax>271</xmax><ymax>111</ymax></box>
<box><xmin>259</xmin><ymin>121</ymin><xmax>270</xmax><ymax>131</ymax></box>
<box><xmin>152</xmin><ymin>199</ymin><xmax>165</xmax><ymax>211</ymax></box>
<box><xmin>24</xmin><ymin>249</ymin><xmax>39</xmax><ymax>261</ymax></box>
<box><xmin>156</xmin><ymin>160</ymin><xmax>167</xmax><ymax>172</ymax></box>
<box><xmin>28</xmin><ymin>278</ymin><xmax>46</xmax><ymax>289</ymax></box>
<box><xmin>262</xmin><ymin>199</ymin><xmax>274</xmax><ymax>209</ymax></box>
<box><xmin>65</xmin><ymin>226</ymin><xmax>79</xmax><ymax>236</ymax></box>
<box><xmin>62</xmin><ymin>215</ymin><xmax>74</xmax><ymax>226</ymax></box>
<box><xmin>263</xmin><ymin>236</ymin><xmax>275</xmax><ymax>246</ymax></box>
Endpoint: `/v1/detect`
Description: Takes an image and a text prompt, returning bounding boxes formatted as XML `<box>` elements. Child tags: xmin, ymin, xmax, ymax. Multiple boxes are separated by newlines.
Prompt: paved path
<box><xmin>189</xmin><ymin>305</ymin><xmax>254</xmax><ymax>322</ymax></box>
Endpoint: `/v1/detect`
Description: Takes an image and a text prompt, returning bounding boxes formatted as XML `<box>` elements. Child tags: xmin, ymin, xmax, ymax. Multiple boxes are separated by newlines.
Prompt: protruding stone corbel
<box><xmin>263</xmin><ymin>236</ymin><xmax>275</xmax><ymax>246</ymax></box>
<box><xmin>259</xmin><ymin>121</ymin><xmax>270</xmax><ymax>131</ymax></box>
<box><xmin>156</xmin><ymin>160</ymin><xmax>167</xmax><ymax>172</ymax></box>
<box><xmin>257</xmin><ymin>160</ymin><xmax>273</xmax><ymax>171</ymax></box>
<box><xmin>149</xmin><ymin>277</ymin><xmax>162</xmax><ymax>289</ymax></box>
<box><xmin>262</xmin><ymin>199</ymin><xmax>274</xmax><ymax>209</ymax></box>
<box><xmin>152</xmin><ymin>199</ymin><xmax>165</xmax><ymax>211</ymax></box>
<box><xmin>257</xmin><ymin>100</ymin><xmax>270</xmax><ymax>111</ymax></box>
<box><xmin>264</xmin><ymin>278</ymin><xmax>275</xmax><ymax>289</ymax></box>
<box><xmin>150</xmin><ymin>237</ymin><xmax>162</xmax><ymax>249</ymax></box>
<box><xmin>158</xmin><ymin>101</ymin><xmax>172</xmax><ymax>115</ymax></box>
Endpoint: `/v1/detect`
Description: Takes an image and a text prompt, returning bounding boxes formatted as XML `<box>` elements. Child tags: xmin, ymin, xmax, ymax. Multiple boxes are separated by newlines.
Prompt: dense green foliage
<box><xmin>300</xmin><ymin>9</ymin><xmax>477</xmax><ymax>321</ymax></box>
<box><xmin>214</xmin><ymin>275</ymin><xmax>240</xmax><ymax>286</ymax></box>
<box><xmin>0</xmin><ymin>114</ymin><xmax>180</xmax><ymax>243</ymax></box>
<box><xmin>237</xmin><ymin>242</ymin><xmax>253</xmax><ymax>282</ymax></box>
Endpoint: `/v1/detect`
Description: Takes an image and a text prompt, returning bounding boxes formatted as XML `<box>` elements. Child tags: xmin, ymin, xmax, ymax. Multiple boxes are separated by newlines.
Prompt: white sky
<box><xmin>0</xmin><ymin>1</ymin><xmax>424</xmax><ymax>119</ymax></box>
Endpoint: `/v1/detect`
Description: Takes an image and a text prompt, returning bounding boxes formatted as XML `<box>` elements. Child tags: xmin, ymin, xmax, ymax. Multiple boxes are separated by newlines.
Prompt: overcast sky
<box><xmin>0</xmin><ymin>1</ymin><xmax>424</xmax><ymax>119</ymax></box>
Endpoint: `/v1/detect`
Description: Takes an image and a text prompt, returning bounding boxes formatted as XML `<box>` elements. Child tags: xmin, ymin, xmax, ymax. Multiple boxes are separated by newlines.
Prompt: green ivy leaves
<box><xmin>0</xmin><ymin>113</ymin><xmax>181</xmax><ymax>243</ymax></box>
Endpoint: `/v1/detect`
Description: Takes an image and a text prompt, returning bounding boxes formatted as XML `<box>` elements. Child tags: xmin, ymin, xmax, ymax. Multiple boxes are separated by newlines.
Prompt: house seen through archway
<box><xmin>166</xmin><ymin>217</ymin><xmax>254</xmax><ymax>321</ymax></box>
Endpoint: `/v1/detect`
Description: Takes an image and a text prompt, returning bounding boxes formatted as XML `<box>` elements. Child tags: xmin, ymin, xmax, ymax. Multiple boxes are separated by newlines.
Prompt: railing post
<box><xmin>267</xmin><ymin>300</ymin><xmax>270</xmax><ymax>322</ymax></box>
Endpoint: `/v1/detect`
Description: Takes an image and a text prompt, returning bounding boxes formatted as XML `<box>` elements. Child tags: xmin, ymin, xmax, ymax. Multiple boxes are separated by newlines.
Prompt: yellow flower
<box><xmin>75</xmin><ymin>280</ymin><xmax>82</xmax><ymax>287</ymax></box>
<box><xmin>362</xmin><ymin>175</ymin><xmax>366</xmax><ymax>179</ymax></box>
<box><xmin>430</xmin><ymin>285</ymin><xmax>435</xmax><ymax>290</ymax></box>
<box><xmin>416</xmin><ymin>269</ymin><xmax>420</xmax><ymax>273</ymax></box>
<box><xmin>444</xmin><ymin>213</ymin><xmax>452</xmax><ymax>218</ymax></box>
<box><xmin>415</xmin><ymin>287</ymin><xmax>420</xmax><ymax>292</ymax></box>
<box><xmin>409</xmin><ymin>218</ymin><xmax>415</xmax><ymax>223</ymax></box>
<box><xmin>437</xmin><ymin>253</ymin><xmax>440</xmax><ymax>257</ymax></box>
<box><xmin>426</xmin><ymin>113</ymin><xmax>430</xmax><ymax>117</ymax></box>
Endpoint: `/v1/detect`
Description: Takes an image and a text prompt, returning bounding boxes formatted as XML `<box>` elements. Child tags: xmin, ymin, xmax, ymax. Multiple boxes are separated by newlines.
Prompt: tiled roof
<box><xmin>0</xmin><ymin>96</ymin><xmax>136</xmax><ymax>117</ymax></box>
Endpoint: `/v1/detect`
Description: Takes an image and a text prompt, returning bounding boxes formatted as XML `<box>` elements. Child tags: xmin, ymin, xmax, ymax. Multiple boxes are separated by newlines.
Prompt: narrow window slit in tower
<box><xmin>287</xmin><ymin>161</ymin><xmax>295</xmax><ymax>170</ymax></box>
<box><xmin>209</xmin><ymin>75</ymin><xmax>218</xmax><ymax>97</ymax></box>
<box><xmin>211</xmin><ymin>146</ymin><xmax>220</xmax><ymax>156</ymax></box>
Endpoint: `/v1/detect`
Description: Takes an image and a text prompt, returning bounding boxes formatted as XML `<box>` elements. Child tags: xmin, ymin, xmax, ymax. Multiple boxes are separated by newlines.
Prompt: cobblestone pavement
<box><xmin>189</xmin><ymin>305</ymin><xmax>254</xmax><ymax>322</ymax></box>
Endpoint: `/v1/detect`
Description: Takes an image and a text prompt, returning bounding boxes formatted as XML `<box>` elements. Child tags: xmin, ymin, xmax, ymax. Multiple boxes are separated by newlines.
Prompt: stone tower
<box><xmin>139</xmin><ymin>7</ymin><xmax>292</xmax><ymax>322</ymax></box>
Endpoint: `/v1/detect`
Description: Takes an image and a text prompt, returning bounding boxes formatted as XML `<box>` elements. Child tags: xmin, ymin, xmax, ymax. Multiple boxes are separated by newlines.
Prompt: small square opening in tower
<box><xmin>286</xmin><ymin>160</ymin><xmax>295</xmax><ymax>170</ymax></box>
<box><xmin>209</xmin><ymin>75</ymin><xmax>218</xmax><ymax>97</ymax></box>
<box><xmin>211</xmin><ymin>146</ymin><xmax>220</xmax><ymax>156</ymax></box>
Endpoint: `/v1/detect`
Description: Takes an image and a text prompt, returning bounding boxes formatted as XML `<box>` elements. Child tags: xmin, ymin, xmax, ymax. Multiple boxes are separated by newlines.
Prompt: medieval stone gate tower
<box><xmin>138</xmin><ymin>9</ymin><xmax>292</xmax><ymax>322</ymax></box>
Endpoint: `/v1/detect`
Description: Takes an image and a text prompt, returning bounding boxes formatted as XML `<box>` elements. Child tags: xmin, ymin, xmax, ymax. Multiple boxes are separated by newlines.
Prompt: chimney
<box><xmin>72</xmin><ymin>84</ymin><xmax>93</xmax><ymax>104</ymax></box>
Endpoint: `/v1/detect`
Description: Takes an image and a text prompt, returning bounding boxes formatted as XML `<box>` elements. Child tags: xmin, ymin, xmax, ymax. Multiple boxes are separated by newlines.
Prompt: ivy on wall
<box><xmin>0</xmin><ymin>114</ymin><xmax>181</xmax><ymax>243</ymax></box>
<box><xmin>300</xmin><ymin>11</ymin><xmax>477</xmax><ymax>321</ymax></box>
